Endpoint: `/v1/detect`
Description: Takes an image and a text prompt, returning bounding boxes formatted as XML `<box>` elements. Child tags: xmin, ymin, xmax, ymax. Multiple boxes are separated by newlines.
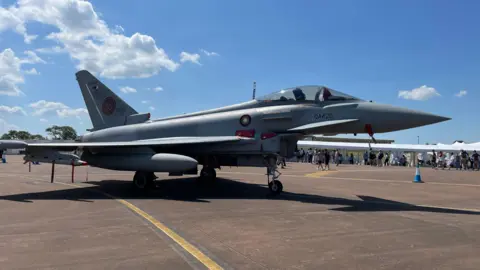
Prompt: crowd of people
<box><xmin>295</xmin><ymin>148</ymin><xmax>352</xmax><ymax>171</ymax></box>
<box><xmin>294</xmin><ymin>148</ymin><xmax>480</xmax><ymax>171</ymax></box>
<box><xmin>295</xmin><ymin>148</ymin><xmax>407</xmax><ymax>168</ymax></box>
<box><xmin>426</xmin><ymin>150</ymin><xmax>479</xmax><ymax>170</ymax></box>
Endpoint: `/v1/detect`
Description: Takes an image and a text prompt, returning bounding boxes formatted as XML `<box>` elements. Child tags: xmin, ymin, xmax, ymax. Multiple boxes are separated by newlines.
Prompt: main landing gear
<box><xmin>198</xmin><ymin>166</ymin><xmax>216</xmax><ymax>184</ymax></box>
<box><xmin>133</xmin><ymin>171</ymin><xmax>157</xmax><ymax>191</ymax></box>
<box><xmin>266</xmin><ymin>156</ymin><xmax>283</xmax><ymax>195</ymax></box>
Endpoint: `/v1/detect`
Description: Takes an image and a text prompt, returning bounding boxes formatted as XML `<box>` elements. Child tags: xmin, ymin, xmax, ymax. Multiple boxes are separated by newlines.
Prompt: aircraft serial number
<box><xmin>313</xmin><ymin>113</ymin><xmax>333</xmax><ymax>121</ymax></box>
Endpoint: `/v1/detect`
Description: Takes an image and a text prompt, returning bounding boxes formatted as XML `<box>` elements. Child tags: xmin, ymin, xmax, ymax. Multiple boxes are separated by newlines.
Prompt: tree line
<box><xmin>0</xmin><ymin>125</ymin><xmax>78</xmax><ymax>141</ymax></box>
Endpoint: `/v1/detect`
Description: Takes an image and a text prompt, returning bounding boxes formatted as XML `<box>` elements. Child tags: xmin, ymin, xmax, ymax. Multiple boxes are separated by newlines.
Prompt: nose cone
<box><xmin>359</xmin><ymin>103</ymin><xmax>451</xmax><ymax>133</ymax></box>
<box><xmin>401</xmin><ymin>109</ymin><xmax>451</xmax><ymax>126</ymax></box>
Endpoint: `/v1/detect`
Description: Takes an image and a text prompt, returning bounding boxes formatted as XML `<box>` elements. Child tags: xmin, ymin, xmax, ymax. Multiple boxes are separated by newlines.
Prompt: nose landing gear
<box><xmin>265</xmin><ymin>155</ymin><xmax>283</xmax><ymax>195</ymax></box>
<box><xmin>365</xmin><ymin>124</ymin><xmax>377</xmax><ymax>148</ymax></box>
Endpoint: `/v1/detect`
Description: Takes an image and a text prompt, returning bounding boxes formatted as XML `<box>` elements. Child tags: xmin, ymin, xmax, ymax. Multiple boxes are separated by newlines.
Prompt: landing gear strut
<box><xmin>266</xmin><ymin>156</ymin><xmax>283</xmax><ymax>195</ymax></box>
<box><xmin>198</xmin><ymin>166</ymin><xmax>216</xmax><ymax>183</ymax></box>
<box><xmin>133</xmin><ymin>171</ymin><xmax>156</xmax><ymax>191</ymax></box>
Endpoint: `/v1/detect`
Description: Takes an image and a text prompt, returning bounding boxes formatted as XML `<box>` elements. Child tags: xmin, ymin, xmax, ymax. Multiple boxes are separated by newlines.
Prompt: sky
<box><xmin>0</xmin><ymin>0</ymin><xmax>478</xmax><ymax>144</ymax></box>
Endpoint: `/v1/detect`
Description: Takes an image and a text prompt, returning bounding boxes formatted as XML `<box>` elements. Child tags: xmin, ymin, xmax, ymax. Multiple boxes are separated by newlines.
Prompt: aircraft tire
<box><xmin>268</xmin><ymin>180</ymin><xmax>283</xmax><ymax>195</ymax></box>
<box><xmin>198</xmin><ymin>167</ymin><xmax>216</xmax><ymax>183</ymax></box>
<box><xmin>133</xmin><ymin>171</ymin><xmax>155</xmax><ymax>191</ymax></box>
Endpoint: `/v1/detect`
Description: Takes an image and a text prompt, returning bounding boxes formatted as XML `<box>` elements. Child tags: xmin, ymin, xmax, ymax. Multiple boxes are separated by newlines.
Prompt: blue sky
<box><xmin>0</xmin><ymin>0</ymin><xmax>478</xmax><ymax>144</ymax></box>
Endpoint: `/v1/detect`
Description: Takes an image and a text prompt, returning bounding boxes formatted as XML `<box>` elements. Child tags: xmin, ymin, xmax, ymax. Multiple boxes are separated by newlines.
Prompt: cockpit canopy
<box><xmin>256</xmin><ymin>85</ymin><xmax>361</xmax><ymax>103</ymax></box>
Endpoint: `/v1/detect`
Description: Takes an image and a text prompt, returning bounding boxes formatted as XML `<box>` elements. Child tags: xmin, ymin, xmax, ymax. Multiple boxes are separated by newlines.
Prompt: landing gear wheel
<box><xmin>268</xmin><ymin>180</ymin><xmax>283</xmax><ymax>195</ymax></box>
<box><xmin>265</xmin><ymin>155</ymin><xmax>284</xmax><ymax>196</ymax></box>
<box><xmin>133</xmin><ymin>171</ymin><xmax>156</xmax><ymax>192</ymax></box>
<box><xmin>199</xmin><ymin>167</ymin><xmax>216</xmax><ymax>183</ymax></box>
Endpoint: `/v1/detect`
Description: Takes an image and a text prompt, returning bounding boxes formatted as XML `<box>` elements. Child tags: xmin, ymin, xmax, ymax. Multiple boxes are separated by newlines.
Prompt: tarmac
<box><xmin>1</xmin><ymin>155</ymin><xmax>480</xmax><ymax>270</ymax></box>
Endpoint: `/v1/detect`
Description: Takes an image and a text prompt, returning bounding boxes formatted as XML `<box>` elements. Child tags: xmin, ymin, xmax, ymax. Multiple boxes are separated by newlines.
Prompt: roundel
<box><xmin>239</xmin><ymin>114</ymin><xmax>251</xmax><ymax>127</ymax></box>
<box><xmin>102</xmin><ymin>97</ymin><xmax>116</xmax><ymax>115</ymax></box>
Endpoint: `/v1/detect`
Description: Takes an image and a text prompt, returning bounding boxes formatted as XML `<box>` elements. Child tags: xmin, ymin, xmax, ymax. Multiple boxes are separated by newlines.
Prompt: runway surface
<box><xmin>1</xmin><ymin>156</ymin><xmax>479</xmax><ymax>269</ymax></box>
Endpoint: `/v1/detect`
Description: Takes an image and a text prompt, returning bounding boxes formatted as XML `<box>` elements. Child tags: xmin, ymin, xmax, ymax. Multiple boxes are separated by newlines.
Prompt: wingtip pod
<box><xmin>0</xmin><ymin>140</ymin><xmax>27</xmax><ymax>149</ymax></box>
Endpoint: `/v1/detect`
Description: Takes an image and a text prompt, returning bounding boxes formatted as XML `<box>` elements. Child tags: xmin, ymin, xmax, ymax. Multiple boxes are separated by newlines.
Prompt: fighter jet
<box><xmin>17</xmin><ymin>70</ymin><xmax>450</xmax><ymax>195</ymax></box>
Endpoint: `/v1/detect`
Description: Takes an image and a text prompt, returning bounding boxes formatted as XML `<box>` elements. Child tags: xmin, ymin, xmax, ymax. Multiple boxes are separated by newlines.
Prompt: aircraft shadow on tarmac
<box><xmin>1</xmin><ymin>177</ymin><xmax>479</xmax><ymax>216</ymax></box>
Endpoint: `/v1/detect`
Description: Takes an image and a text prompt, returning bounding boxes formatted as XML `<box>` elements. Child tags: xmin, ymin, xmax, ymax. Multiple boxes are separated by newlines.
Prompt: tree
<box><xmin>0</xmin><ymin>130</ymin><xmax>33</xmax><ymax>140</ymax></box>
<box><xmin>0</xmin><ymin>130</ymin><xmax>46</xmax><ymax>140</ymax></box>
<box><xmin>1</xmin><ymin>130</ymin><xmax>19</xmax><ymax>140</ymax></box>
<box><xmin>30</xmin><ymin>134</ymin><xmax>46</xmax><ymax>140</ymax></box>
<box><xmin>45</xmin><ymin>125</ymin><xmax>78</xmax><ymax>140</ymax></box>
<box><xmin>16</xmin><ymin>131</ymin><xmax>33</xmax><ymax>140</ymax></box>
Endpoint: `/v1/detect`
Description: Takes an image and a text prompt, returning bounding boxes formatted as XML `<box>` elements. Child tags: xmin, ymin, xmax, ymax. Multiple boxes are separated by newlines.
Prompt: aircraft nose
<box><xmin>361</xmin><ymin>103</ymin><xmax>451</xmax><ymax>132</ymax></box>
<box><xmin>401</xmin><ymin>109</ymin><xmax>451</xmax><ymax>126</ymax></box>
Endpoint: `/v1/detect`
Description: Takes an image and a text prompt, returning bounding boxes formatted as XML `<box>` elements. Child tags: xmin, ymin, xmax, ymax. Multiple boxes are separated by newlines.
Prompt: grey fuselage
<box><xmin>80</xmin><ymin>98</ymin><xmax>449</xmax><ymax>167</ymax></box>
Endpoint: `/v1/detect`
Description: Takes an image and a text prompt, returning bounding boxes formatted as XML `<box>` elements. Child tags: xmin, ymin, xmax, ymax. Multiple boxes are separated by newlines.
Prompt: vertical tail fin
<box><xmin>76</xmin><ymin>70</ymin><xmax>138</xmax><ymax>131</ymax></box>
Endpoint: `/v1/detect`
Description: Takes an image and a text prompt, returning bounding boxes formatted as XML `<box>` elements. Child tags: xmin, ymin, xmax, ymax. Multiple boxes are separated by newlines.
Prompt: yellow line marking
<box><xmin>56</xmin><ymin>182</ymin><xmax>223</xmax><ymax>270</ymax></box>
<box><xmin>304</xmin><ymin>170</ymin><xmax>335</xmax><ymax>178</ymax></box>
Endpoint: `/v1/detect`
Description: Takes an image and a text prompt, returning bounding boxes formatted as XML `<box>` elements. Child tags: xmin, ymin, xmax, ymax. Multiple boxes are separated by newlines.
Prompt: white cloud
<box><xmin>0</xmin><ymin>105</ymin><xmax>27</xmax><ymax>115</ymax></box>
<box><xmin>35</xmin><ymin>46</ymin><xmax>66</xmax><ymax>54</ymax></box>
<box><xmin>0</xmin><ymin>0</ymin><xmax>182</xmax><ymax>79</ymax></box>
<box><xmin>29</xmin><ymin>100</ymin><xmax>68</xmax><ymax>116</ymax></box>
<box><xmin>29</xmin><ymin>100</ymin><xmax>87</xmax><ymax>119</ymax></box>
<box><xmin>149</xmin><ymin>106</ymin><xmax>155</xmax><ymax>111</ymax></box>
<box><xmin>200</xmin><ymin>49</ymin><xmax>219</xmax><ymax>57</ymax></box>
<box><xmin>24</xmin><ymin>68</ymin><xmax>39</xmax><ymax>75</ymax></box>
<box><xmin>180</xmin><ymin>52</ymin><xmax>201</xmax><ymax>65</ymax></box>
<box><xmin>455</xmin><ymin>90</ymin><xmax>467</xmax><ymax>97</ymax></box>
<box><xmin>20</xmin><ymin>51</ymin><xmax>46</xmax><ymax>64</ymax></box>
<box><xmin>141</xmin><ymin>100</ymin><xmax>149</xmax><ymax>104</ymax></box>
<box><xmin>113</xmin><ymin>25</ymin><xmax>124</xmax><ymax>34</ymax></box>
<box><xmin>0</xmin><ymin>118</ymin><xmax>19</xmax><ymax>134</ymax></box>
<box><xmin>0</xmin><ymin>8</ymin><xmax>37</xmax><ymax>43</ymax></box>
<box><xmin>40</xmin><ymin>118</ymin><xmax>48</xmax><ymax>122</ymax></box>
<box><xmin>398</xmin><ymin>85</ymin><xmax>441</xmax><ymax>101</ymax></box>
<box><xmin>146</xmin><ymin>86</ymin><xmax>163</xmax><ymax>92</ymax></box>
<box><xmin>57</xmin><ymin>108</ymin><xmax>88</xmax><ymax>119</ymax></box>
<box><xmin>0</xmin><ymin>49</ymin><xmax>45</xmax><ymax>96</ymax></box>
<box><xmin>120</xmin><ymin>86</ymin><xmax>137</xmax><ymax>94</ymax></box>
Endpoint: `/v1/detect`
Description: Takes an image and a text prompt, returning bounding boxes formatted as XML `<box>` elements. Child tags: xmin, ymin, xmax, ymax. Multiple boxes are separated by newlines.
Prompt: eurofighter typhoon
<box><xmin>16</xmin><ymin>70</ymin><xmax>450</xmax><ymax>195</ymax></box>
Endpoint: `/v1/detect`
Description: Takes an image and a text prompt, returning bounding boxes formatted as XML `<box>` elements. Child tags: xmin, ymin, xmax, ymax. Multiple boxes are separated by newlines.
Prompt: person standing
<box><xmin>438</xmin><ymin>151</ymin><xmax>445</xmax><ymax>169</ymax></box>
<box><xmin>472</xmin><ymin>150</ymin><xmax>479</xmax><ymax>171</ymax></box>
<box><xmin>455</xmin><ymin>153</ymin><xmax>461</xmax><ymax>170</ymax></box>
<box><xmin>316</xmin><ymin>150</ymin><xmax>324</xmax><ymax>171</ymax></box>
<box><xmin>431</xmin><ymin>150</ymin><xmax>437</xmax><ymax>169</ymax></box>
<box><xmin>324</xmin><ymin>149</ymin><xmax>330</xmax><ymax>171</ymax></box>
<box><xmin>334</xmin><ymin>150</ymin><xmax>340</xmax><ymax>166</ymax></box>
<box><xmin>460</xmin><ymin>150</ymin><xmax>469</xmax><ymax>170</ymax></box>
<box><xmin>369</xmin><ymin>151</ymin><xmax>376</xmax><ymax>166</ymax></box>
<box><xmin>377</xmin><ymin>151</ymin><xmax>384</xmax><ymax>167</ymax></box>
